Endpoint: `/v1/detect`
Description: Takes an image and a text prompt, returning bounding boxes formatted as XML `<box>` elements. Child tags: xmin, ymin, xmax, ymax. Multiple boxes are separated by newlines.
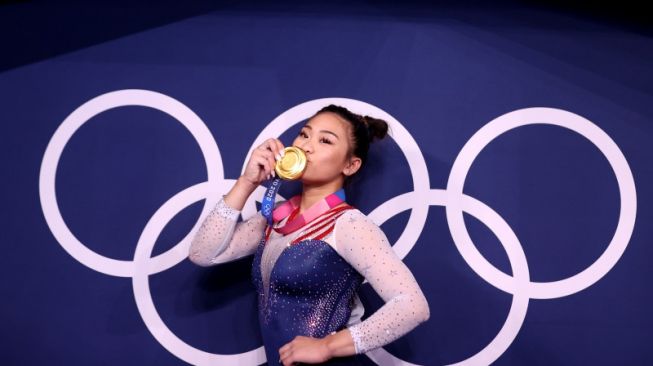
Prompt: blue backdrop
<box><xmin>1</xmin><ymin>2</ymin><xmax>651</xmax><ymax>365</ymax></box>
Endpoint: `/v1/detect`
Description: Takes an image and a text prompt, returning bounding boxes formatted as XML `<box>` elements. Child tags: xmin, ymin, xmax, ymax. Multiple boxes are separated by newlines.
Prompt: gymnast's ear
<box><xmin>343</xmin><ymin>156</ymin><xmax>362</xmax><ymax>176</ymax></box>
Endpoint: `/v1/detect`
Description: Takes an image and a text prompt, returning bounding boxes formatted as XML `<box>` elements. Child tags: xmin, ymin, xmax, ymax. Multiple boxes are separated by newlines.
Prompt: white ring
<box><xmin>39</xmin><ymin>89</ymin><xmax>224</xmax><ymax>277</ymax></box>
<box><xmin>365</xmin><ymin>190</ymin><xmax>530</xmax><ymax>366</ymax></box>
<box><xmin>446</xmin><ymin>107</ymin><xmax>637</xmax><ymax>299</ymax></box>
<box><xmin>246</xmin><ymin>98</ymin><xmax>431</xmax><ymax>260</ymax></box>
<box><xmin>132</xmin><ymin>181</ymin><xmax>266</xmax><ymax>366</ymax></box>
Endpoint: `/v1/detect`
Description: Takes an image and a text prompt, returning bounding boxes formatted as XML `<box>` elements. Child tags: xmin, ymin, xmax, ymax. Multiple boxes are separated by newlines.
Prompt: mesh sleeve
<box><xmin>334</xmin><ymin>210</ymin><xmax>430</xmax><ymax>354</ymax></box>
<box><xmin>188</xmin><ymin>197</ymin><xmax>266</xmax><ymax>266</ymax></box>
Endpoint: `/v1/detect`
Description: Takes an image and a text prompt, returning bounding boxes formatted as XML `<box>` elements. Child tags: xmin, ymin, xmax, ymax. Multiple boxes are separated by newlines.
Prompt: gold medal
<box><xmin>275</xmin><ymin>146</ymin><xmax>307</xmax><ymax>180</ymax></box>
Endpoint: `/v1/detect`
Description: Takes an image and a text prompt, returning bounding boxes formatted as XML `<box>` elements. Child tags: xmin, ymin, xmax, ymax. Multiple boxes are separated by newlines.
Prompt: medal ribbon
<box><xmin>261</xmin><ymin>177</ymin><xmax>346</xmax><ymax>235</ymax></box>
<box><xmin>261</xmin><ymin>177</ymin><xmax>282</xmax><ymax>227</ymax></box>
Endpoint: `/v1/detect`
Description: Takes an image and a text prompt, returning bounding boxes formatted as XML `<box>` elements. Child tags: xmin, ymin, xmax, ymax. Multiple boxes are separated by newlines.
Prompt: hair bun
<box><xmin>361</xmin><ymin>115</ymin><xmax>389</xmax><ymax>141</ymax></box>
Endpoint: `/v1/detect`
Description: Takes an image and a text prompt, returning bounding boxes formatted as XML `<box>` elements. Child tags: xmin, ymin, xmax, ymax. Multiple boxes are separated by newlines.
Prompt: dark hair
<box><xmin>310</xmin><ymin>104</ymin><xmax>389</xmax><ymax>184</ymax></box>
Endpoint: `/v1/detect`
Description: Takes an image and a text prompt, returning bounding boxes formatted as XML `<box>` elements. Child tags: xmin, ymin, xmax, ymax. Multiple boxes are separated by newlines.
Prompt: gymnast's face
<box><xmin>292</xmin><ymin>112</ymin><xmax>362</xmax><ymax>186</ymax></box>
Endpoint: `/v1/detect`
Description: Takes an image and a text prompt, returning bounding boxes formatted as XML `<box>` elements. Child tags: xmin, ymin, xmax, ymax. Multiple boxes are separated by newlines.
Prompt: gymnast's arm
<box><xmin>188</xmin><ymin>176</ymin><xmax>267</xmax><ymax>266</ymax></box>
<box><xmin>324</xmin><ymin>209</ymin><xmax>430</xmax><ymax>357</ymax></box>
<box><xmin>189</xmin><ymin>137</ymin><xmax>284</xmax><ymax>266</ymax></box>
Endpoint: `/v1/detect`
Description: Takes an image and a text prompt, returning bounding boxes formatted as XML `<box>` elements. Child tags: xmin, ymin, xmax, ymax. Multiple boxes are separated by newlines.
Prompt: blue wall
<box><xmin>1</xmin><ymin>2</ymin><xmax>651</xmax><ymax>365</ymax></box>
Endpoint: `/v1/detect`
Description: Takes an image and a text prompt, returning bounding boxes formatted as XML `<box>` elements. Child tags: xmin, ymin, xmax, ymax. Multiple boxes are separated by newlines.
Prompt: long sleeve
<box><xmin>334</xmin><ymin>209</ymin><xmax>430</xmax><ymax>354</ymax></box>
<box><xmin>188</xmin><ymin>197</ymin><xmax>267</xmax><ymax>266</ymax></box>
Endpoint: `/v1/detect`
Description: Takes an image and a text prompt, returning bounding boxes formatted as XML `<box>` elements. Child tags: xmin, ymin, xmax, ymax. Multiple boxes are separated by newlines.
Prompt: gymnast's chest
<box><xmin>254</xmin><ymin>238</ymin><xmax>356</xmax><ymax>297</ymax></box>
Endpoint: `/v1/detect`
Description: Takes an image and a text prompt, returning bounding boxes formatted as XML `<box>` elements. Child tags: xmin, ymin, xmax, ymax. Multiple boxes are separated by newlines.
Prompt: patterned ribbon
<box><xmin>261</xmin><ymin>177</ymin><xmax>346</xmax><ymax>235</ymax></box>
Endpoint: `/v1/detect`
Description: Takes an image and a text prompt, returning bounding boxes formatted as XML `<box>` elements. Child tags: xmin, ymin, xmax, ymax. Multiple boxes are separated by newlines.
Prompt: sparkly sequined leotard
<box><xmin>189</xmin><ymin>198</ymin><xmax>430</xmax><ymax>365</ymax></box>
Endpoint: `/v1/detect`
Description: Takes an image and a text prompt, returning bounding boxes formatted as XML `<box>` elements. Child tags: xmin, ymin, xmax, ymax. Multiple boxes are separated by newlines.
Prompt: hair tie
<box><xmin>357</xmin><ymin>116</ymin><xmax>370</xmax><ymax>138</ymax></box>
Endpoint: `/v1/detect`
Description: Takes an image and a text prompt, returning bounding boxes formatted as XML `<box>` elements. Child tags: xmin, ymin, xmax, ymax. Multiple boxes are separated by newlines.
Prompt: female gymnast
<box><xmin>189</xmin><ymin>104</ymin><xmax>430</xmax><ymax>365</ymax></box>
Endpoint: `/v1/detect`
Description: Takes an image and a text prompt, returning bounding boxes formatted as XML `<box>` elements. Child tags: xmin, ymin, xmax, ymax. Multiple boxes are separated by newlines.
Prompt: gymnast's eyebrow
<box><xmin>303</xmin><ymin>124</ymin><xmax>340</xmax><ymax>139</ymax></box>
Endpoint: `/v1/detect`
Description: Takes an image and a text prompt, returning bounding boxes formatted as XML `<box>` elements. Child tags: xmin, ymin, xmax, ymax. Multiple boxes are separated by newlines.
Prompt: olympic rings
<box><xmin>40</xmin><ymin>90</ymin><xmax>637</xmax><ymax>366</ymax></box>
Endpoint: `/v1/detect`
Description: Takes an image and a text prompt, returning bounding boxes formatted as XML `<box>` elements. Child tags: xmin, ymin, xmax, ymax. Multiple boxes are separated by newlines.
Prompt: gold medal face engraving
<box><xmin>275</xmin><ymin>146</ymin><xmax>307</xmax><ymax>180</ymax></box>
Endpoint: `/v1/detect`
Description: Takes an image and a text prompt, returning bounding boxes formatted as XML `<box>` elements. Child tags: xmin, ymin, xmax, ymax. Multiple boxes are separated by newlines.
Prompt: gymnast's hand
<box><xmin>241</xmin><ymin>137</ymin><xmax>285</xmax><ymax>186</ymax></box>
<box><xmin>278</xmin><ymin>335</ymin><xmax>332</xmax><ymax>365</ymax></box>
